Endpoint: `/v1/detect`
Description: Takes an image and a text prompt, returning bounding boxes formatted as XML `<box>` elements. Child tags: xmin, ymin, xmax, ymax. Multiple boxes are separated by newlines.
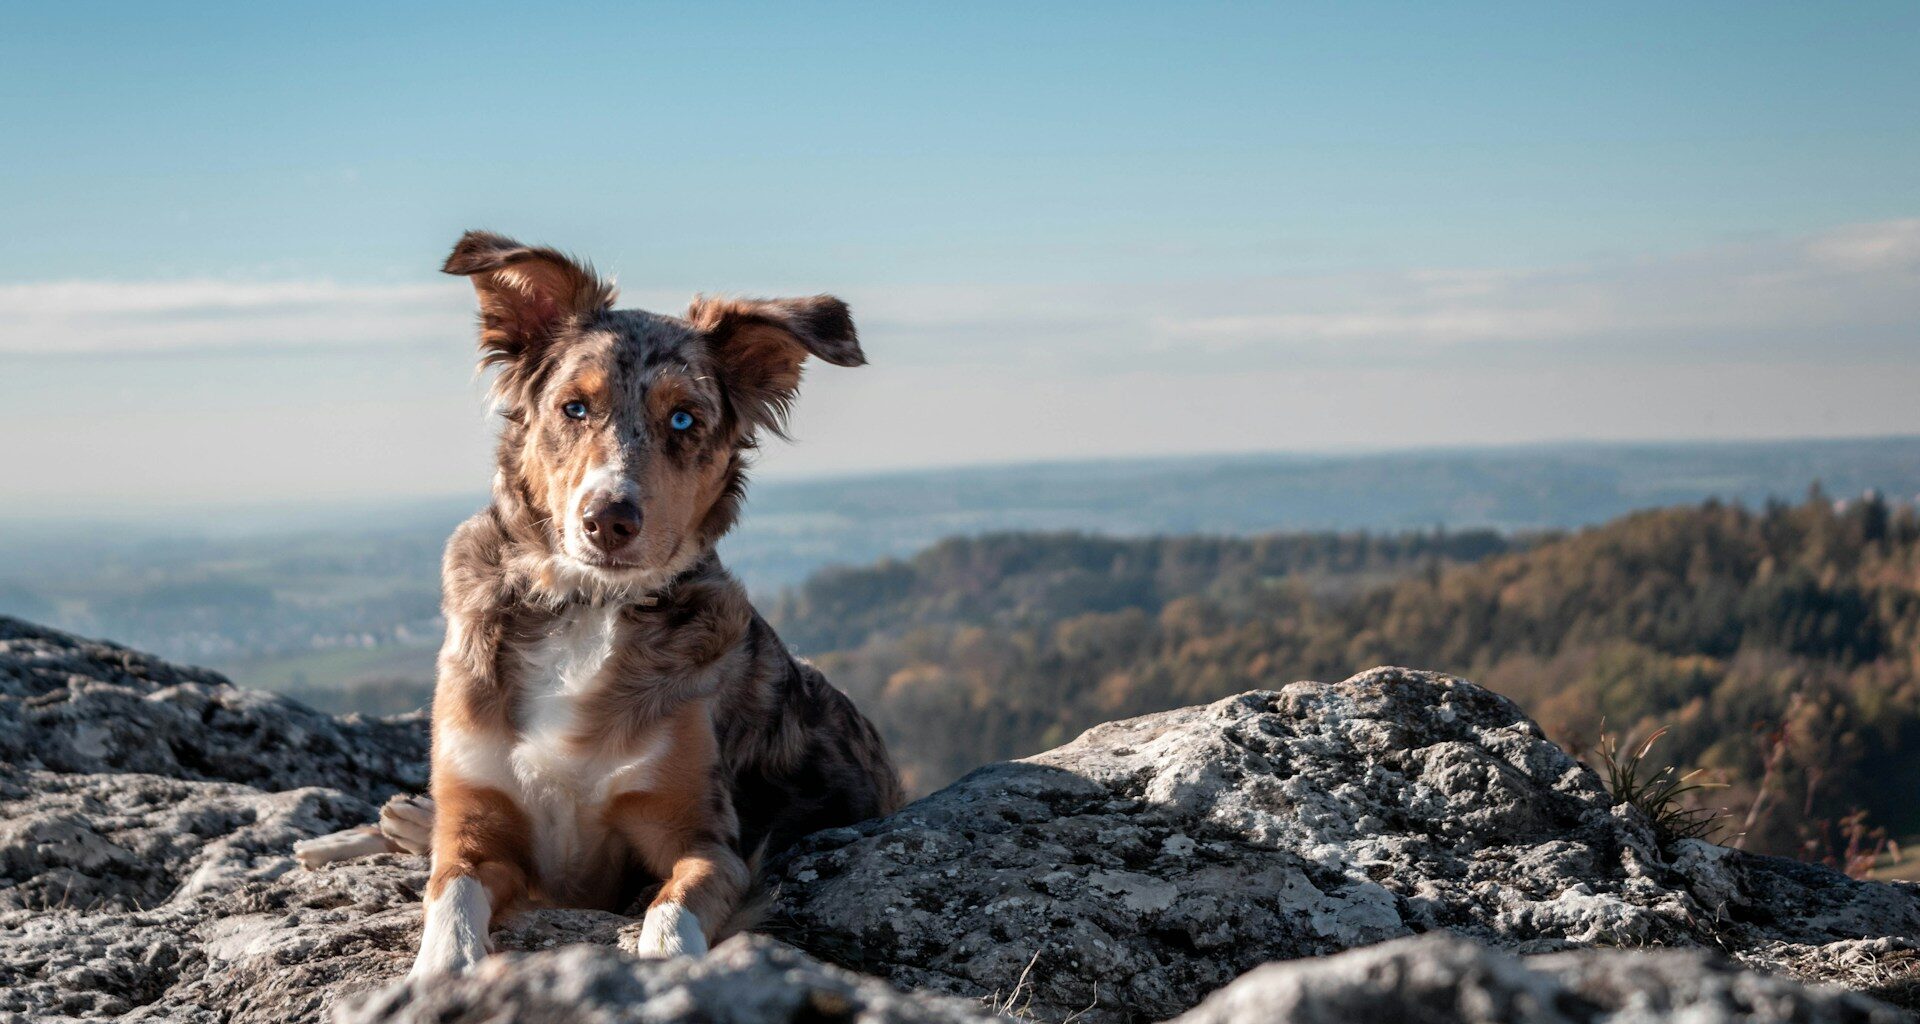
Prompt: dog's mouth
<box><xmin>580</xmin><ymin>553</ymin><xmax>644</xmax><ymax>571</ymax></box>
<box><xmin>563</xmin><ymin>545</ymin><xmax>648</xmax><ymax>573</ymax></box>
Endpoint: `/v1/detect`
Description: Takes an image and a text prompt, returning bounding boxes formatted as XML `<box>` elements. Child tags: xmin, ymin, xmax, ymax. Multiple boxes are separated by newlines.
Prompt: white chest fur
<box><xmin>439</xmin><ymin>604</ymin><xmax>673</xmax><ymax>897</ymax></box>
<box><xmin>516</xmin><ymin>603</ymin><xmax>621</xmax><ymax>760</ymax></box>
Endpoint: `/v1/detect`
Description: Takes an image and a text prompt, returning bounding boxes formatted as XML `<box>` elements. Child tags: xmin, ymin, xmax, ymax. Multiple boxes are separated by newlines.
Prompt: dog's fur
<box><xmin>296</xmin><ymin>232</ymin><xmax>901</xmax><ymax>976</ymax></box>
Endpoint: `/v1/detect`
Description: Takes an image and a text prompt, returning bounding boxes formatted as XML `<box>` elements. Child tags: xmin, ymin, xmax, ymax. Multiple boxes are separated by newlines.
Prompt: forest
<box><xmin>771</xmin><ymin>490</ymin><xmax>1920</xmax><ymax>866</ymax></box>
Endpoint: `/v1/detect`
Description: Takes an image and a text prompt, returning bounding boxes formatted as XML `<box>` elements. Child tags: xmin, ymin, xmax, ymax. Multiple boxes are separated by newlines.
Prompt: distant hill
<box><xmin>773</xmin><ymin>490</ymin><xmax>1920</xmax><ymax>863</ymax></box>
<box><xmin>0</xmin><ymin>435</ymin><xmax>1916</xmax><ymax>708</ymax></box>
<box><xmin>734</xmin><ymin>435</ymin><xmax>1920</xmax><ymax>585</ymax></box>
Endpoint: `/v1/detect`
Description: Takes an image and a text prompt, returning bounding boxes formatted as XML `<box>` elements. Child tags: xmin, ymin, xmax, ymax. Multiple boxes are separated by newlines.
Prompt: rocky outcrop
<box><xmin>1</xmin><ymin>616</ymin><xmax>1915</xmax><ymax>1023</ymax></box>
<box><xmin>1173</xmin><ymin>934</ymin><xmax>1907</xmax><ymax>1024</ymax></box>
<box><xmin>0</xmin><ymin>616</ymin><xmax>426</xmax><ymax>806</ymax></box>
<box><xmin>769</xmin><ymin>670</ymin><xmax>1920</xmax><ymax>1019</ymax></box>
<box><xmin>335</xmin><ymin>935</ymin><xmax>1000</xmax><ymax>1024</ymax></box>
<box><xmin>332</xmin><ymin>933</ymin><xmax>1912</xmax><ymax>1024</ymax></box>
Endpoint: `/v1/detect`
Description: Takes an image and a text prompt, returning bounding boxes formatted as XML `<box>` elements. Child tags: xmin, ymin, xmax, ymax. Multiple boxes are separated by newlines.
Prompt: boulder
<box><xmin>334</xmin><ymin>935</ymin><xmax>1001</xmax><ymax>1024</ymax></box>
<box><xmin>0</xmin><ymin>617</ymin><xmax>1915</xmax><ymax>1023</ymax></box>
<box><xmin>0</xmin><ymin>617</ymin><xmax>427</xmax><ymax>803</ymax></box>
<box><xmin>768</xmin><ymin>669</ymin><xmax>1920</xmax><ymax>1019</ymax></box>
<box><xmin>1170</xmin><ymin>933</ymin><xmax>1905</xmax><ymax>1024</ymax></box>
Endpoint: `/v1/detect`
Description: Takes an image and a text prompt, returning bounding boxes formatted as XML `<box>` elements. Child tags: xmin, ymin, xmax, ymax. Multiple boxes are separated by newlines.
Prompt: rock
<box><xmin>0</xmin><ymin>617</ymin><xmax>427</xmax><ymax>803</ymax></box>
<box><xmin>769</xmin><ymin>669</ymin><xmax>1920</xmax><ymax>1020</ymax></box>
<box><xmin>1169</xmin><ymin>933</ymin><xmax>1905</xmax><ymax>1024</ymax></box>
<box><xmin>0</xmin><ymin>770</ymin><xmax>376</xmax><ymax>912</ymax></box>
<box><xmin>0</xmin><ymin>620</ymin><xmax>1915</xmax><ymax>1024</ymax></box>
<box><xmin>334</xmin><ymin>934</ymin><xmax>1002</xmax><ymax>1024</ymax></box>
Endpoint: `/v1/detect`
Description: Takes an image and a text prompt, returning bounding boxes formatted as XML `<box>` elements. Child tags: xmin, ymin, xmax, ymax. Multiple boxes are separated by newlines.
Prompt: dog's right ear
<box><xmin>442</xmin><ymin>231</ymin><xmax>617</xmax><ymax>380</ymax></box>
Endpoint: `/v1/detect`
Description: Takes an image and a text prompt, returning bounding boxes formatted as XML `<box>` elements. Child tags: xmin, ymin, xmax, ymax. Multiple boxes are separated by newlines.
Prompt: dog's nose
<box><xmin>580</xmin><ymin>496</ymin><xmax>642</xmax><ymax>553</ymax></box>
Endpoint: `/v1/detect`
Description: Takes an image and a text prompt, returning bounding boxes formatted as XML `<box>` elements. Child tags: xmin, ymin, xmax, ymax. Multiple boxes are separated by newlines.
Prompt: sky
<box><xmin>2</xmin><ymin>2</ymin><xmax>1917</xmax><ymax>515</ymax></box>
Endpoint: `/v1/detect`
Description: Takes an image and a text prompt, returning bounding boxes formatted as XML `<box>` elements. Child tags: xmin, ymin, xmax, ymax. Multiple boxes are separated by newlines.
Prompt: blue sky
<box><xmin>2</xmin><ymin>3</ymin><xmax>1917</xmax><ymax>512</ymax></box>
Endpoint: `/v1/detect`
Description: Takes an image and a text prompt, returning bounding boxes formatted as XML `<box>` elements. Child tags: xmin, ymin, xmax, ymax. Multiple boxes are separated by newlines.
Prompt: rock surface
<box><xmin>1</xmin><ymin>616</ymin><xmax>1916</xmax><ymax>1023</ymax></box>
<box><xmin>335</xmin><ymin>934</ymin><xmax>999</xmax><ymax>1024</ymax></box>
<box><xmin>330</xmin><ymin>932</ymin><xmax>1912</xmax><ymax>1024</ymax></box>
<box><xmin>1174</xmin><ymin>933</ymin><xmax>1906</xmax><ymax>1024</ymax></box>
<box><xmin>769</xmin><ymin>669</ymin><xmax>1920</xmax><ymax>1019</ymax></box>
<box><xmin>0</xmin><ymin>616</ymin><xmax>426</xmax><ymax>805</ymax></box>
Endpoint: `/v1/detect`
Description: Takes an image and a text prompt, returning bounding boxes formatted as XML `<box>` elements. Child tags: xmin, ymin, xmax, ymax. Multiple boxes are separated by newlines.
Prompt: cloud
<box><xmin>1803</xmin><ymin>217</ymin><xmax>1920</xmax><ymax>271</ymax></box>
<box><xmin>0</xmin><ymin>280</ymin><xmax>464</xmax><ymax>354</ymax></box>
<box><xmin>0</xmin><ymin>219</ymin><xmax>1915</xmax><ymax>366</ymax></box>
<box><xmin>1147</xmin><ymin>220</ymin><xmax>1920</xmax><ymax>359</ymax></box>
<box><xmin>0</xmin><ymin>279</ymin><xmax>692</xmax><ymax>356</ymax></box>
<box><xmin>854</xmin><ymin>217</ymin><xmax>1920</xmax><ymax>368</ymax></box>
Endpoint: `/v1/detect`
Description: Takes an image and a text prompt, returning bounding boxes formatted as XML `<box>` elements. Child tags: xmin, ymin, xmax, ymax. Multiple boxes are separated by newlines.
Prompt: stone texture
<box><xmin>0</xmin><ymin>770</ymin><xmax>374</xmax><ymax>913</ymax></box>
<box><xmin>0</xmin><ymin>777</ymin><xmax>634</xmax><ymax>1024</ymax></box>
<box><xmin>1169</xmin><ymin>933</ymin><xmax>1905</xmax><ymax>1024</ymax></box>
<box><xmin>0</xmin><ymin>616</ymin><xmax>427</xmax><ymax>803</ymax></box>
<box><xmin>335</xmin><ymin>934</ymin><xmax>1004</xmax><ymax>1024</ymax></box>
<box><xmin>769</xmin><ymin>669</ymin><xmax>1920</xmax><ymax>1020</ymax></box>
<box><xmin>1</xmin><ymin>617</ymin><xmax>1916</xmax><ymax>1024</ymax></box>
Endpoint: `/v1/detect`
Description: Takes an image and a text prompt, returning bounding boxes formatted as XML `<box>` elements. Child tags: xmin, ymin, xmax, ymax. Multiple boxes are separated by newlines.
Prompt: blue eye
<box><xmin>562</xmin><ymin>400</ymin><xmax>589</xmax><ymax>420</ymax></box>
<box><xmin>669</xmin><ymin>410</ymin><xmax>695</xmax><ymax>432</ymax></box>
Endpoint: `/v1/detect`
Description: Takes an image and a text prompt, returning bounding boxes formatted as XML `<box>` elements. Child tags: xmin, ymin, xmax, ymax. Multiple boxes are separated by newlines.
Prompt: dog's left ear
<box><xmin>689</xmin><ymin>295</ymin><xmax>865</xmax><ymax>437</ymax></box>
<box><xmin>442</xmin><ymin>230</ymin><xmax>617</xmax><ymax>383</ymax></box>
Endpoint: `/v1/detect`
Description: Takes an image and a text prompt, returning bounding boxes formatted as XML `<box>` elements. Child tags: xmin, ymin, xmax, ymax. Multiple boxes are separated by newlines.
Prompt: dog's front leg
<box><xmin>411</xmin><ymin>780</ymin><xmax>531</xmax><ymax>978</ymax></box>
<box><xmin>610</xmin><ymin>788</ymin><xmax>749</xmax><ymax>959</ymax></box>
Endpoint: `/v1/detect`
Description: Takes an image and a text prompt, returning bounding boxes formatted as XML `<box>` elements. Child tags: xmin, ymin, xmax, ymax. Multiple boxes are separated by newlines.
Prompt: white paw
<box><xmin>293</xmin><ymin>826</ymin><xmax>389</xmax><ymax>869</ymax></box>
<box><xmin>410</xmin><ymin>876</ymin><xmax>491</xmax><ymax>978</ymax></box>
<box><xmin>628</xmin><ymin>902</ymin><xmax>707</xmax><ymax>958</ymax></box>
<box><xmin>380</xmin><ymin>795</ymin><xmax>435</xmax><ymax>855</ymax></box>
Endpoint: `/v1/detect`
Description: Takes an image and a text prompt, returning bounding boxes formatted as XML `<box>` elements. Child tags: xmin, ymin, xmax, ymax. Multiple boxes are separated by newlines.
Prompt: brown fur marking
<box><xmin>604</xmin><ymin>703</ymin><xmax>747</xmax><ymax>939</ymax></box>
<box><xmin>425</xmin><ymin>778</ymin><xmax>535</xmax><ymax>921</ymax></box>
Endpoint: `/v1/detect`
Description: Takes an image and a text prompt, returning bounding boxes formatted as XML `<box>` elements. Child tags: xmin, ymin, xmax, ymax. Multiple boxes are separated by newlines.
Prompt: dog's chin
<box><xmin>541</xmin><ymin>542</ymin><xmax>681</xmax><ymax>601</ymax></box>
<box><xmin>559</xmin><ymin>549</ymin><xmax>659</xmax><ymax>581</ymax></box>
<box><xmin>533</xmin><ymin>531</ymin><xmax>705</xmax><ymax>606</ymax></box>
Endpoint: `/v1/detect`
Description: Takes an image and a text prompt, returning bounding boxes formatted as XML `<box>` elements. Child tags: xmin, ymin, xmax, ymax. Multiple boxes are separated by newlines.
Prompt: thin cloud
<box><xmin>0</xmin><ymin>219</ymin><xmax>1915</xmax><ymax>364</ymax></box>
<box><xmin>1804</xmin><ymin>217</ymin><xmax>1920</xmax><ymax>271</ymax></box>
<box><xmin>1152</xmin><ymin>219</ymin><xmax>1920</xmax><ymax>357</ymax></box>
<box><xmin>0</xmin><ymin>280</ymin><xmax>463</xmax><ymax>354</ymax></box>
<box><xmin>0</xmin><ymin>279</ymin><xmax>683</xmax><ymax>355</ymax></box>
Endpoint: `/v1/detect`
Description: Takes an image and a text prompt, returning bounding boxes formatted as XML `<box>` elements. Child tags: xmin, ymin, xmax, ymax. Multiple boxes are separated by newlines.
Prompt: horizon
<box><xmin>2</xmin><ymin>431</ymin><xmax>1915</xmax><ymax>541</ymax></box>
<box><xmin>4</xmin><ymin>3</ymin><xmax>1916</xmax><ymax>517</ymax></box>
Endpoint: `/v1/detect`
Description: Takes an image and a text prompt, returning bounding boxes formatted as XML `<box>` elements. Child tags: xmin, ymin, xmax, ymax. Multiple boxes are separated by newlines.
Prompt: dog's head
<box><xmin>444</xmin><ymin>231</ymin><xmax>864</xmax><ymax>592</ymax></box>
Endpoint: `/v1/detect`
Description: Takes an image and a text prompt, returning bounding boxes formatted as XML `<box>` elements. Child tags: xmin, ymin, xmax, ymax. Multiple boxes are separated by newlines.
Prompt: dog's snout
<box><xmin>580</xmin><ymin>496</ymin><xmax>642</xmax><ymax>553</ymax></box>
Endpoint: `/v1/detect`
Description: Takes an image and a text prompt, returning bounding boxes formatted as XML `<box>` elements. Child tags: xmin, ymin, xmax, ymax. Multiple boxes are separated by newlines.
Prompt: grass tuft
<box><xmin>1594</xmin><ymin>726</ymin><xmax>1726</xmax><ymax>842</ymax></box>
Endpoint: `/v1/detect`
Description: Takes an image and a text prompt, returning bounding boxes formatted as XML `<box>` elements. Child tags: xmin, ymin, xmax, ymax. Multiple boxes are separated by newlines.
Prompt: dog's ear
<box><xmin>688</xmin><ymin>295</ymin><xmax>865</xmax><ymax>438</ymax></box>
<box><xmin>442</xmin><ymin>230</ymin><xmax>617</xmax><ymax>380</ymax></box>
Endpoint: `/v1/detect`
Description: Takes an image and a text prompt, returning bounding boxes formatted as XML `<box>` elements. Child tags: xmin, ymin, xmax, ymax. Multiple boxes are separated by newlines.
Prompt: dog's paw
<box><xmin>293</xmin><ymin>826</ymin><xmax>390</xmax><ymax>869</ymax></box>
<box><xmin>410</xmin><ymin>876</ymin><xmax>491</xmax><ymax>978</ymax></box>
<box><xmin>408</xmin><ymin>939</ymin><xmax>486</xmax><ymax>980</ymax></box>
<box><xmin>623</xmin><ymin>902</ymin><xmax>708</xmax><ymax>959</ymax></box>
<box><xmin>380</xmin><ymin>794</ymin><xmax>435</xmax><ymax>855</ymax></box>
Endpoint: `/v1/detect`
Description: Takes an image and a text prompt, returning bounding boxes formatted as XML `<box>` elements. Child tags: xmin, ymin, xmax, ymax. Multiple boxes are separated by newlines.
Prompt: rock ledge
<box><xmin>2</xmin><ymin>618</ymin><xmax>1915</xmax><ymax>1023</ymax></box>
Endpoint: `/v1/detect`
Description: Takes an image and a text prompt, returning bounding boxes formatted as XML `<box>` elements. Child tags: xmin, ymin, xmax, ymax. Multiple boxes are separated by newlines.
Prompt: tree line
<box><xmin>770</xmin><ymin>490</ymin><xmax>1920</xmax><ymax>863</ymax></box>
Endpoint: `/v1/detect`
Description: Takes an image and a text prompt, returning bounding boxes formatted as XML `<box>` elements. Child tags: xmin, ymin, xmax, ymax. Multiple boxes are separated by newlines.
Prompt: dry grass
<box><xmin>1759</xmin><ymin>942</ymin><xmax>1920</xmax><ymax>1014</ymax></box>
<box><xmin>983</xmin><ymin>949</ymin><xmax>1101</xmax><ymax>1022</ymax></box>
<box><xmin>1593</xmin><ymin>726</ymin><xmax>1726</xmax><ymax>842</ymax></box>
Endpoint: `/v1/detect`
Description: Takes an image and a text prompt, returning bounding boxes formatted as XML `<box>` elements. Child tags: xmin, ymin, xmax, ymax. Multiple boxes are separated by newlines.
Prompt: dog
<box><xmin>293</xmin><ymin>231</ymin><xmax>901</xmax><ymax>977</ymax></box>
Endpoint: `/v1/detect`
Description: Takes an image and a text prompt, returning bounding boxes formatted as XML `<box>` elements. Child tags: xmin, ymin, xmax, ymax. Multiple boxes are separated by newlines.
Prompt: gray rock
<box><xmin>0</xmin><ymin>622</ymin><xmax>1915</xmax><ymax>1024</ymax></box>
<box><xmin>0</xmin><ymin>770</ymin><xmax>375</xmax><ymax>912</ymax></box>
<box><xmin>769</xmin><ymin>669</ymin><xmax>1920</xmax><ymax>1020</ymax></box>
<box><xmin>0</xmin><ymin>616</ymin><xmax>427</xmax><ymax>803</ymax></box>
<box><xmin>335</xmin><ymin>934</ymin><xmax>1005</xmax><ymax>1024</ymax></box>
<box><xmin>1170</xmin><ymin>933</ymin><xmax>1905</xmax><ymax>1024</ymax></box>
<box><xmin>0</xmin><ymin>775</ymin><xmax>631</xmax><ymax>1023</ymax></box>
